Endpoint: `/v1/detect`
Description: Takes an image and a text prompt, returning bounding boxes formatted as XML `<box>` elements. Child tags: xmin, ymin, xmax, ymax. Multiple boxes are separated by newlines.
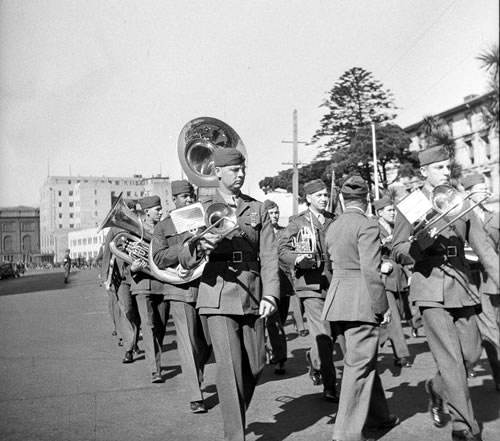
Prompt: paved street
<box><xmin>0</xmin><ymin>269</ymin><xmax>498</xmax><ymax>441</ymax></box>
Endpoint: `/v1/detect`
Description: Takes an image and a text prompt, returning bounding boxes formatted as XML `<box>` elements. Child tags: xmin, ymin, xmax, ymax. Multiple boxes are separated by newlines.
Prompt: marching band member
<box><xmin>392</xmin><ymin>146</ymin><xmax>499</xmax><ymax>441</ymax></box>
<box><xmin>323</xmin><ymin>176</ymin><xmax>398</xmax><ymax>441</ymax></box>
<box><xmin>130</xmin><ymin>195</ymin><xmax>167</xmax><ymax>383</ymax></box>
<box><xmin>62</xmin><ymin>249</ymin><xmax>71</xmax><ymax>283</ymax></box>
<box><xmin>279</xmin><ymin>179</ymin><xmax>339</xmax><ymax>402</ymax></box>
<box><xmin>373</xmin><ymin>195</ymin><xmax>413</xmax><ymax>368</ymax></box>
<box><xmin>152</xmin><ymin>180</ymin><xmax>212</xmax><ymax>413</ymax></box>
<box><xmin>461</xmin><ymin>172</ymin><xmax>500</xmax><ymax>390</ymax></box>
<box><xmin>178</xmin><ymin>148</ymin><xmax>280</xmax><ymax>441</ymax></box>
<box><xmin>262</xmin><ymin>199</ymin><xmax>293</xmax><ymax>375</ymax></box>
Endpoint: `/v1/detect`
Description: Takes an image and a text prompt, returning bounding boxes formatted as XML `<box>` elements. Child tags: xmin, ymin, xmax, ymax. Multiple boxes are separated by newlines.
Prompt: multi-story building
<box><xmin>40</xmin><ymin>175</ymin><xmax>173</xmax><ymax>262</ymax></box>
<box><xmin>402</xmin><ymin>91</ymin><xmax>499</xmax><ymax>208</ymax></box>
<box><xmin>0</xmin><ymin>206</ymin><xmax>40</xmax><ymax>263</ymax></box>
<box><xmin>67</xmin><ymin>227</ymin><xmax>109</xmax><ymax>263</ymax></box>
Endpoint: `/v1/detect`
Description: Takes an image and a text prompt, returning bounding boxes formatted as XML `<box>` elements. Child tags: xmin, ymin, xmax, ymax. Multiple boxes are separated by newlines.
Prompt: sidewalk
<box><xmin>0</xmin><ymin>269</ymin><xmax>498</xmax><ymax>441</ymax></box>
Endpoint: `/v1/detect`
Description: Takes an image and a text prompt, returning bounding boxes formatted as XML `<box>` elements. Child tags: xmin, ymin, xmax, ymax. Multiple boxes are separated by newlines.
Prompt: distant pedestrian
<box><xmin>63</xmin><ymin>249</ymin><xmax>71</xmax><ymax>283</ymax></box>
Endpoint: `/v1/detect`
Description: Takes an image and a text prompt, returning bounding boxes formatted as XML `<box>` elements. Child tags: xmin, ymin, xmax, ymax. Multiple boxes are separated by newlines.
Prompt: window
<box><xmin>58</xmin><ymin>202</ymin><xmax>62</xmax><ymax>207</ymax></box>
<box><xmin>95</xmin><ymin>200</ymin><xmax>98</xmax><ymax>205</ymax></box>
<box><xmin>69</xmin><ymin>213</ymin><xmax>74</xmax><ymax>218</ymax></box>
<box><xmin>69</xmin><ymin>191</ymin><xmax>73</xmax><ymax>196</ymax></box>
<box><xmin>3</xmin><ymin>236</ymin><xmax>13</xmax><ymax>251</ymax></box>
<box><xmin>59</xmin><ymin>214</ymin><xmax>62</xmax><ymax>218</ymax></box>
<box><xmin>69</xmin><ymin>224</ymin><xmax>74</xmax><ymax>228</ymax></box>
<box><xmin>2</xmin><ymin>223</ymin><xmax>15</xmax><ymax>232</ymax></box>
<box><xmin>83</xmin><ymin>238</ymin><xmax>87</xmax><ymax>245</ymax></box>
<box><xmin>58</xmin><ymin>191</ymin><xmax>62</xmax><ymax>196</ymax></box>
<box><xmin>68</xmin><ymin>180</ymin><xmax>72</xmax><ymax>184</ymax></box>
<box><xmin>59</xmin><ymin>224</ymin><xmax>63</xmax><ymax>229</ymax></box>
<box><xmin>127</xmin><ymin>191</ymin><xmax>131</xmax><ymax>197</ymax></box>
<box><xmin>78</xmin><ymin>239</ymin><xmax>82</xmax><ymax>245</ymax></box>
<box><xmin>69</xmin><ymin>202</ymin><xmax>74</xmax><ymax>207</ymax></box>
<box><xmin>22</xmin><ymin>236</ymin><xmax>32</xmax><ymax>252</ymax></box>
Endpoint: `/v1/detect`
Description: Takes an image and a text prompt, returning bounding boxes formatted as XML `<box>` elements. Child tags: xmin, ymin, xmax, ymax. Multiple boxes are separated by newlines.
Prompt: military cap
<box><xmin>263</xmin><ymin>199</ymin><xmax>278</xmax><ymax>211</ymax></box>
<box><xmin>303</xmin><ymin>179</ymin><xmax>326</xmax><ymax>195</ymax></box>
<box><xmin>139</xmin><ymin>195</ymin><xmax>161</xmax><ymax>209</ymax></box>
<box><xmin>341</xmin><ymin>176</ymin><xmax>368</xmax><ymax>196</ymax></box>
<box><xmin>171</xmin><ymin>180</ymin><xmax>194</xmax><ymax>196</ymax></box>
<box><xmin>373</xmin><ymin>195</ymin><xmax>393</xmax><ymax>211</ymax></box>
<box><xmin>461</xmin><ymin>173</ymin><xmax>485</xmax><ymax>190</ymax></box>
<box><xmin>213</xmin><ymin>148</ymin><xmax>246</xmax><ymax>167</ymax></box>
<box><xmin>418</xmin><ymin>145</ymin><xmax>450</xmax><ymax>166</ymax></box>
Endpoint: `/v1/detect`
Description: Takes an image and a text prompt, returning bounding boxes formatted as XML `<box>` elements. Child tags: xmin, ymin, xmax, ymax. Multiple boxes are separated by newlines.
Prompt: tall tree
<box><xmin>477</xmin><ymin>43</ymin><xmax>499</xmax><ymax>133</ymax></box>
<box><xmin>311</xmin><ymin>67</ymin><xmax>397</xmax><ymax>158</ymax></box>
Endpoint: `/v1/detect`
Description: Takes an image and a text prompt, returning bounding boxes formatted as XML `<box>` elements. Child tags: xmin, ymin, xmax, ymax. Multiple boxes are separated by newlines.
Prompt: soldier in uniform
<box><xmin>323</xmin><ymin>176</ymin><xmax>398</xmax><ymax>441</ymax></box>
<box><xmin>63</xmin><ymin>249</ymin><xmax>71</xmax><ymax>283</ymax></box>
<box><xmin>373</xmin><ymin>196</ymin><xmax>412</xmax><ymax>368</ymax></box>
<box><xmin>131</xmin><ymin>195</ymin><xmax>167</xmax><ymax>384</ymax></box>
<box><xmin>392</xmin><ymin>146</ymin><xmax>499</xmax><ymax>441</ymax></box>
<box><xmin>262</xmin><ymin>199</ymin><xmax>294</xmax><ymax>375</ymax></box>
<box><xmin>178</xmin><ymin>148</ymin><xmax>280</xmax><ymax>441</ymax></box>
<box><xmin>461</xmin><ymin>172</ymin><xmax>500</xmax><ymax>390</ymax></box>
<box><xmin>279</xmin><ymin>179</ymin><xmax>339</xmax><ymax>402</ymax></box>
<box><xmin>152</xmin><ymin>180</ymin><xmax>212</xmax><ymax>413</ymax></box>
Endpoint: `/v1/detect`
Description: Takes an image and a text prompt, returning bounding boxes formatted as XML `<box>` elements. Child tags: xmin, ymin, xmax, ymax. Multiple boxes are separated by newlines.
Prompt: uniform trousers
<box><xmin>332</xmin><ymin>322</ymin><xmax>391</xmax><ymax>441</ymax></box>
<box><xmin>207</xmin><ymin>314</ymin><xmax>265</xmax><ymax>441</ymax></box>
<box><xmin>302</xmin><ymin>296</ymin><xmax>337</xmax><ymax>390</ymax></box>
<box><xmin>107</xmin><ymin>288</ymin><xmax>121</xmax><ymax>336</ymax></box>
<box><xmin>136</xmin><ymin>294</ymin><xmax>168</xmax><ymax>374</ymax></box>
<box><xmin>117</xmin><ymin>283</ymin><xmax>140</xmax><ymax>352</ymax></box>
<box><xmin>170</xmin><ymin>301</ymin><xmax>212</xmax><ymax>402</ymax></box>
<box><xmin>266</xmin><ymin>295</ymin><xmax>289</xmax><ymax>363</ymax></box>
<box><xmin>476</xmin><ymin>293</ymin><xmax>500</xmax><ymax>385</ymax></box>
<box><xmin>379</xmin><ymin>290</ymin><xmax>410</xmax><ymax>359</ymax></box>
<box><xmin>421</xmin><ymin>306</ymin><xmax>481</xmax><ymax>434</ymax></box>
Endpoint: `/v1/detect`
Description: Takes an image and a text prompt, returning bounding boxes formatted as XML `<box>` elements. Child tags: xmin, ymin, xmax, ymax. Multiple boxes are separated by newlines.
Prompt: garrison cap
<box><xmin>418</xmin><ymin>145</ymin><xmax>450</xmax><ymax>166</ymax></box>
<box><xmin>461</xmin><ymin>173</ymin><xmax>485</xmax><ymax>190</ymax></box>
<box><xmin>341</xmin><ymin>176</ymin><xmax>368</xmax><ymax>197</ymax></box>
<box><xmin>263</xmin><ymin>199</ymin><xmax>278</xmax><ymax>211</ymax></box>
<box><xmin>373</xmin><ymin>196</ymin><xmax>393</xmax><ymax>211</ymax></box>
<box><xmin>139</xmin><ymin>195</ymin><xmax>161</xmax><ymax>210</ymax></box>
<box><xmin>303</xmin><ymin>179</ymin><xmax>327</xmax><ymax>195</ymax></box>
<box><xmin>171</xmin><ymin>180</ymin><xmax>194</xmax><ymax>196</ymax></box>
<box><xmin>213</xmin><ymin>148</ymin><xmax>246</xmax><ymax>167</ymax></box>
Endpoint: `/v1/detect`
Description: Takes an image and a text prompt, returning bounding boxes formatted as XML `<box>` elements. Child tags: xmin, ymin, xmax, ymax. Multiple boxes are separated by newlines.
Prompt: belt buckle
<box><xmin>232</xmin><ymin>251</ymin><xmax>243</xmax><ymax>263</ymax></box>
<box><xmin>447</xmin><ymin>246</ymin><xmax>457</xmax><ymax>257</ymax></box>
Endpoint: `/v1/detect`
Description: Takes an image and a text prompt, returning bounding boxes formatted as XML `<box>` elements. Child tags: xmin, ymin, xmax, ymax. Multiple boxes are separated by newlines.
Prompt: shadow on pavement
<box><xmin>247</xmin><ymin>393</ymin><xmax>336</xmax><ymax>441</ymax></box>
<box><xmin>0</xmin><ymin>271</ymin><xmax>77</xmax><ymax>296</ymax></box>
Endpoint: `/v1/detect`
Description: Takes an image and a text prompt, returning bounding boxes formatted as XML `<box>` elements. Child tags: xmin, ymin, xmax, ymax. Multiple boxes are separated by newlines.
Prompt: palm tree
<box><xmin>477</xmin><ymin>43</ymin><xmax>499</xmax><ymax>133</ymax></box>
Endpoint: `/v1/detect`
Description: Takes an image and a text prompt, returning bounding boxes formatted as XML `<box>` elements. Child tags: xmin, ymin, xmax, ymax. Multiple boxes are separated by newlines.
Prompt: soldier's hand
<box><xmin>130</xmin><ymin>259</ymin><xmax>146</xmax><ymax>273</ymax></box>
<box><xmin>381</xmin><ymin>261</ymin><xmax>393</xmax><ymax>274</ymax></box>
<box><xmin>259</xmin><ymin>296</ymin><xmax>277</xmax><ymax>318</ymax></box>
<box><xmin>197</xmin><ymin>232</ymin><xmax>222</xmax><ymax>254</ymax></box>
<box><xmin>380</xmin><ymin>308</ymin><xmax>392</xmax><ymax>326</ymax></box>
<box><xmin>295</xmin><ymin>254</ymin><xmax>316</xmax><ymax>269</ymax></box>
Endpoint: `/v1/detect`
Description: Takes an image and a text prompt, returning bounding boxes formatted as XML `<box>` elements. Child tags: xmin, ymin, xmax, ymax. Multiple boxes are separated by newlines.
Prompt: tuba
<box><xmin>98</xmin><ymin>194</ymin><xmax>204</xmax><ymax>284</ymax></box>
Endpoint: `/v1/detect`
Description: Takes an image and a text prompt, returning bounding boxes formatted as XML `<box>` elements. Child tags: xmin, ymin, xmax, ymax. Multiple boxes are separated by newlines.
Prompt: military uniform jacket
<box><xmin>279</xmin><ymin>209</ymin><xmax>334</xmax><ymax>298</ymax></box>
<box><xmin>392</xmin><ymin>187</ymin><xmax>500</xmax><ymax>308</ymax></box>
<box><xmin>480</xmin><ymin>210</ymin><xmax>500</xmax><ymax>294</ymax></box>
<box><xmin>275</xmin><ymin>226</ymin><xmax>295</xmax><ymax>298</ymax></box>
<box><xmin>178</xmin><ymin>190</ymin><xmax>280</xmax><ymax>315</ymax></box>
<box><xmin>378</xmin><ymin>219</ymin><xmax>409</xmax><ymax>293</ymax></box>
<box><xmin>321</xmin><ymin>207</ymin><xmax>388</xmax><ymax>324</ymax></box>
<box><xmin>152</xmin><ymin>215</ymin><xmax>200</xmax><ymax>303</ymax></box>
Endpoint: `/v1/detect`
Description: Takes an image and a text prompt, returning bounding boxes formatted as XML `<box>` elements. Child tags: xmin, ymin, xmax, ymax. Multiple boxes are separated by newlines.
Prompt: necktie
<box><xmin>316</xmin><ymin>213</ymin><xmax>325</xmax><ymax>225</ymax></box>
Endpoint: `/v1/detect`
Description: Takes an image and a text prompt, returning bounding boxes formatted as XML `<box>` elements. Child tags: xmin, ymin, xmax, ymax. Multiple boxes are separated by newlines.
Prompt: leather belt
<box><xmin>427</xmin><ymin>246</ymin><xmax>458</xmax><ymax>258</ymax></box>
<box><xmin>209</xmin><ymin>251</ymin><xmax>258</xmax><ymax>263</ymax></box>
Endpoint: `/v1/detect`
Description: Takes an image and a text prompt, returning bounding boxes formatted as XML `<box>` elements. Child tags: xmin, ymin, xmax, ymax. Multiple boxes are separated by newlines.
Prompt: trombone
<box><xmin>413</xmin><ymin>184</ymin><xmax>492</xmax><ymax>240</ymax></box>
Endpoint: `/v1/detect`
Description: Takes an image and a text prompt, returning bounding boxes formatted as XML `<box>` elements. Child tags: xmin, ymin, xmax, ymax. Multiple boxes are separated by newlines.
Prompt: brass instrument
<box><xmin>178</xmin><ymin>117</ymin><xmax>247</xmax><ymax>188</ymax></box>
<box><xmin>98</xmin><ymin>194</ymin><xmax>205</xmax><ymax>284</ymax></box>
<box><xmin>413</xmin><ymin>184</ymin><xmax>492</xmax><ymax>240</ymax></box>
<box><xmin>291</xmin><ymin>214</ymin><xmax>320</xmax><ymax>268</ymax></box>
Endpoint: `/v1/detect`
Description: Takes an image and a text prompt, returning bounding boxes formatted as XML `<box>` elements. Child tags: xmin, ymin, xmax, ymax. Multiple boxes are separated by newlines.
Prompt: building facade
<box><xmin>403</xmin><ymin>91</ymin><xmax>499</xmax><ymax>208</ymax></box>
<box><xmin>68</xmin><ymin>227</ymin><xmax>109</xmax><ymax>264</ymax></box>
<box><xmin>40</xmin><ymin>175</ymin><xmax>173</xmax><ymax>262</ymax></box>
<box><xmin>0</xmin><ymin>206</ymin><xmax>40</xmax><ymax>263</ymax></box>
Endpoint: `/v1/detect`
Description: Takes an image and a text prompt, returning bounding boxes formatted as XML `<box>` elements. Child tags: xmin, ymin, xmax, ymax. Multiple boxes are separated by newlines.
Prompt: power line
<box><xmin>382</xmin><ymin>0</ymin><xmax>458</xmax><ymax>78</ymax></box>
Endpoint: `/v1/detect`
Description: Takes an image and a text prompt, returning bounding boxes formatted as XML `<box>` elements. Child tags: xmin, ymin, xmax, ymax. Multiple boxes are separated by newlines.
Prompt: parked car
<box><xmin>0</xmin><ymin>262</ymin><xmax>20</xmax><ymax>279</ymax></box>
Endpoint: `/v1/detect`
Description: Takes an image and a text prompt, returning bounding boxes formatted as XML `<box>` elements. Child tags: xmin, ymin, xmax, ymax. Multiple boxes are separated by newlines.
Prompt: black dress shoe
<box><xmin>274</xmin><ymin>361</ymin><xmax>286</xmax><ymax>375</ymax></box>
<box><xmin>111</xmin><ymin>331</ymin><xmax>117</xmax><ymax>336</ymax></box>
<box><xmin>411</xmin><ymin>327</ymin><xmax>419</xmax><ymax>338</ymax></box>
<box><xmin>190</xmin><ymin>400</ymin><xmax>207</xmax><ymax>413</ymax></box>
<box><xmin>118</xmin><ymin>338</ymin><xmax>124</xmax><ymax>347</ymax></box>
<box><xmin>425</xmin><ymin>379</ymin><xmax>447</xmax><ymax>428</ymax></box>
<box><xmin>122</xmin><ymin>351</ymin><xmax>133</xmax><ymax>364</ymax></box>
<box><xmin>151</xmin><ymin>372</ymin><xmax>164</xmax><ymax>383</ymax></box>
<box><xmin>365</xmin><ymin>414</ymin><xmax>400</xmax><ymax>431</ymax></box>
<box><xmin>394</xmin><ymin>357</ymin><xmax>413</xmax><ymax>368</ymax></box>
<box><xmin>451</xmin><ymin>429</ymin><xmax>482</xmax><ymax>441</ymax></box>
<box><xmin>299</xmin><ymin>330</ymin><xmax>309</xmax><ymax>337</ymax></box>
<box><xmin>323</xmin><ymin>388</ymin><xmax>339</xmax><ymax>403</ymax></box>
<box><xmin>306</xmin><ymin>351</ymin><xmax>321</xmax><ymax>386</ymax></box>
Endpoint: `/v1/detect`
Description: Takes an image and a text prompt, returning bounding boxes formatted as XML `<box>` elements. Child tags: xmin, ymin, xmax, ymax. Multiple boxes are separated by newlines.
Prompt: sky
<box><xmin>0</xmin><ymin>0</ymin><xmax>498</xmax><ymax>208</ymax></box>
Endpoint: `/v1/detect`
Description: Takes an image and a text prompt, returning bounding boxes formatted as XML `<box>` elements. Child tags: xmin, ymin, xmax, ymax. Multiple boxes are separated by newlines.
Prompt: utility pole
<box><xmin>371</xmin><ymin>122</ymin><xmax>380</xmax><ymax>200</ymax></box>
<box><xmin>282</xmin><ymin>109</ymin><xmax>307</xmax><ymax>215</ymax></box>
